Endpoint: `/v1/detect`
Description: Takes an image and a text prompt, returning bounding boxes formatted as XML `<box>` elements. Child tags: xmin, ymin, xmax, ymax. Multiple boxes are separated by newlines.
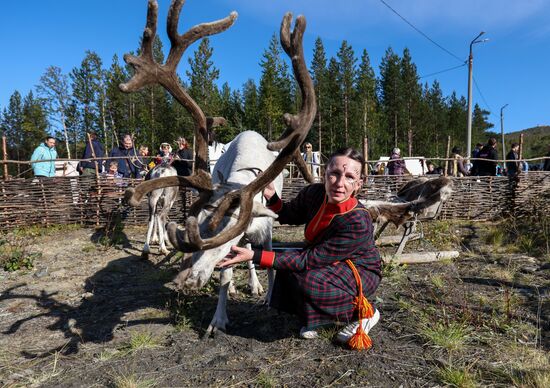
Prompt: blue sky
<box><xmin>1</xmin><ymin>0</ymin><xmax>549</xmax><ymax>135</ymax></box>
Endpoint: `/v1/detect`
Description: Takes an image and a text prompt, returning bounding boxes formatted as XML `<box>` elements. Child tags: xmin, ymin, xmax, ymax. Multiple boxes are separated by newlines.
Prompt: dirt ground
<box><xmin>0</xmin><ymin>221</ymin><xmax>549</xmax><ymax>387</ymax></box>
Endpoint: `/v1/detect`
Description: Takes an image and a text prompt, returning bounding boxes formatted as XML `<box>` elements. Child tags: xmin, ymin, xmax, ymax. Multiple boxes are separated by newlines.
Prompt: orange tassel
<box><xmin>345</xmin><ymin>259</ymin><xmax>376</xmax><ymax>351</ymax></box>
<box><xmin>348</xmin><ymin>325</ymin><xmax>373</xmax><ymax>350</ymax></box>
<box><xmin>354</xmin><ymin>294</ymin><xmax>374</xmax><ymax>319</ymax></box>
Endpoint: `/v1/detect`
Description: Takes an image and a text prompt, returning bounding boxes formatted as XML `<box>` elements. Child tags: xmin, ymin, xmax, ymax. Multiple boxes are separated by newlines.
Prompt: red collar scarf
<box><xmin>304</xmin><ymin>194</ymin><xmax>358</xmax><ymax>244</ymax></box>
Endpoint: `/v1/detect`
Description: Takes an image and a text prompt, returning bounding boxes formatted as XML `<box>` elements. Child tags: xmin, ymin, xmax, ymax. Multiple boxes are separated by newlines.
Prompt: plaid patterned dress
<box><xmin>253</xmin><ymin>184</ymin><xmax>381</xmax><ymax>329</ymax></box>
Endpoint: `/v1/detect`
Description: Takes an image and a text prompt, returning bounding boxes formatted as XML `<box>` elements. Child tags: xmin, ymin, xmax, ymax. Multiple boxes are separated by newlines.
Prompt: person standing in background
<box><xmin>174</xmin><ymin>137</ymin><xmax>193</xmax><ymax>176</ymax></box>
<box><xmin>79</xmin><ymin>131</ymin><xmax>104</xmax><ymax>175</ymax></box>
<box><xmin>30</xmin><ymin>136</ymin><xmax>57</xmax><ymax>177</ymax></box>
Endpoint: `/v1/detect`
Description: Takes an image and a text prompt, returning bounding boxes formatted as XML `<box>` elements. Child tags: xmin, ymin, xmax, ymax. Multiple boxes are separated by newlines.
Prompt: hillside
<box><xmin>504</xmin><ymin>125</ymin><xmax>550</xmax><ymax>160</ymax></box>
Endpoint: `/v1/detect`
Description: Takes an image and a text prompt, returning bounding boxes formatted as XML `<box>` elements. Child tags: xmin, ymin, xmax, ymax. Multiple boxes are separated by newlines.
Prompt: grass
<box><xmin>491</xmin><ymin>344</ymin><xmax>550</xmax><ymax>387</ymax></box>
<box><xmin>423</xmin><ymin>220</ymin><xmax>461</xmax><ymax>250</ymax></box>
<box><xmin>253</xmin><ymin>370</ymin><xmax>278</xmax><ymax>388</ymax></box>
<box><xmin>111</xmin><ymin>371</ymin><xmax>157</xmax><ymax>388</ymax></box>
<box><xmin>11</xmin><ymin>223</ymin><xmax>81</xmax><ymax>238</ymax></box>
<box><xmin>95</xmin><ymin>348</ymin><xmax>122</xmax><ymax>362</ymax></box>
<box><xmin>0</xmin><ymin>237</ymin><xmax>41</xmax><ymax>272</ymax></box>
<box><xmin>420</xmin><ymin>321</ymin><xmax>472</xmax><ymax>352</ymax></box>
<box><xmin>120</xmin><ymin>330</ymin><xmax>162</xmax><ymax>353</ymax></box>
<box><xmin>437</xmin><ymin>365</ymin><xmax>477</xmax><ymax>388</ymax></box>
<box><xmin>485</xmin><ymin>226</ymin><xmax>506</xmax><ymax>246</ymax></box>
<box><xmin>429</xmin><ymin>274</ymin><xmax>445</xmax><ymax>290</ymax></box>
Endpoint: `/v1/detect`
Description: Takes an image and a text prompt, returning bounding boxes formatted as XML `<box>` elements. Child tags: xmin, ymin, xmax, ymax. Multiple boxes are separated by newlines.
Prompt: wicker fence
<box><xmin>1</xmin><ymin>173</ymin><xmax>550</xmax><ymax>231</ymax></box>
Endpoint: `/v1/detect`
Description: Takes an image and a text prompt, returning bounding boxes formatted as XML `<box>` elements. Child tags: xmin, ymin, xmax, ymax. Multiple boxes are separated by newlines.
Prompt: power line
<box><xmin>420</xmin><ymin>63</ymin><xmax>466</xmax><ymax>79</ymax></box>
<box><xmin>379</xmin><ymin>0</ymin><xmax>464</xmax><ymax>63</ymax></box>
<box><xmin>473</xmin><ymin>76</ymin><xmax>500</xmax><ymax>122</ymax></box>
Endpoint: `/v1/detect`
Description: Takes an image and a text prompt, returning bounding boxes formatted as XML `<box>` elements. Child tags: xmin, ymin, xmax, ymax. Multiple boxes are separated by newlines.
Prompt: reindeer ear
<box><xmin>252</xmin><ymin>202</ymin><xmax>278</xmax><ymax>219</ymax></box>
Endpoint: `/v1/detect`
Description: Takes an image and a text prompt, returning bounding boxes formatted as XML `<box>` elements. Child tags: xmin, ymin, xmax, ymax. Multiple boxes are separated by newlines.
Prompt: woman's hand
<box><xmin>263</xmin><ymin>182</ymin><xmax>276</xmax><ymax>201</ymax></box>
<box><xmin>217</xmin><ymin>245</ymin><xmax>254</xmax><ymax>268</ymax></box>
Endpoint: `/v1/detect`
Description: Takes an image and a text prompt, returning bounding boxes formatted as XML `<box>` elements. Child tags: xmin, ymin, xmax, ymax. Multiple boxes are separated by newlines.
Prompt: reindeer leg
<box><xmin>245</xmin><ymin>242</ymin><xmax>263</xmax><ymax>296</ymax></box>
<box><xmin>205</xmin><ymin>267</ymin><xmax>232</xmax><ymax>337</ymax></box>
<box><xmin>157</xmin><ymin>212</ymin><xmax>170</xmax><ymax>256</ymax></box>
<box><xmin>142</xmin><ymin>203</ymin><xmax>156</xmax><ymax>260</ymax></box>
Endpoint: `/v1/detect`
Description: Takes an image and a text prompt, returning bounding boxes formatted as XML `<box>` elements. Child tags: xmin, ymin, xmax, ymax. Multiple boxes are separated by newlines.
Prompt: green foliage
<box><xmin>423</xmin><ymin>220</ymin><xmax>460</xmax><ymax>250</ymax></box>
<box><xmin>2</xmin><ymin>31</ymin><xmax>505</xmax><ymax>166</ymax></box>
<box><xmin>420</xmin><ymin>321</ymin><xmax>472</xmax><ymax>352</ymax></box>
<box><xmin>437</xmin><ymin>365</ymin><xmax>477</xmax><ymax>388</ymax></box>
<box><xmin>120</xmin><ymin>329</ymin><xmax>161</xmax><ymax>353</ymax></box>
<box><xmin>0</xmin><ymin>238</ymin><xmax>41</xmax><ymax>272</ymax></box>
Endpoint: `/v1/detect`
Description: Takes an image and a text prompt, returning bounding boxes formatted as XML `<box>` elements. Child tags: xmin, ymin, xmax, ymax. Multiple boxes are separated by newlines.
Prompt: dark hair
<box><xmin>327</xmin><ymin>147</ymin><xmax>365</xmax><ymax>178</ymax></box>
<box><xmin>45</xmin><ymin>136</ymin><xmax>56</xmax><ymax>142</ymax></box>
<box><xmin>476</xmin><ymin>143</ymin><xmax>483</xmax><ymax>147</ymax></box>
<box><xmin>451</xmin><ymin>146</ymin><xmax>461</xmax><ymax>154</ymax></box>
<box><xmin>488</xmin><ymin>138</ymin><xmax>497</xmax><ymax>146</ymax></box>
<box><xmin>511</xmin><ymin>142</ymin><xmax>519</xmax><ymax>148</ymax></box>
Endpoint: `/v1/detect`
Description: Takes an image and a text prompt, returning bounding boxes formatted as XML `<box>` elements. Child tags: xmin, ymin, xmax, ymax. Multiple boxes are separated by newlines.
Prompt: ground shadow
<box><xmin>2</xmin><ymin>254</ymin><xmax>174</xmax><ymax>357</ymax></box>
<box><xmin>2</xmin><ymin>255</ymin><xmax>299</xmax><ymax>358</ymax></box>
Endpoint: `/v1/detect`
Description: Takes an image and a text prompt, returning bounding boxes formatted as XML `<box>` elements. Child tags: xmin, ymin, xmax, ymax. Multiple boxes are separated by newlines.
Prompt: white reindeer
<box><xmin>141</xmin><ymin>163</ymin><xmax>179</xmax><ymax>259</ymax></box>
<box><xmin>121</xmin><ymin>2</ymin><xmax>315</xmax><ymax>337</ymax></box>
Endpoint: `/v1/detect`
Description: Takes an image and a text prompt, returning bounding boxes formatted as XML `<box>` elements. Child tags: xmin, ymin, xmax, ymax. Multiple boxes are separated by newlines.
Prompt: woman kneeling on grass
<box><xmin>219</xmin><ymin>147</ymin><xmax>381</xmax><ymax>349</ymax></box>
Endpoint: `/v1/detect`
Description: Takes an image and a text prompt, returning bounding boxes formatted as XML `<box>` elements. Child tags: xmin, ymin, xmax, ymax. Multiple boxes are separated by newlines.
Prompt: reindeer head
<box><xmin>120</xmin><ymin>1</ymin><xmax>316</xmax><ymax>287</ymax></box>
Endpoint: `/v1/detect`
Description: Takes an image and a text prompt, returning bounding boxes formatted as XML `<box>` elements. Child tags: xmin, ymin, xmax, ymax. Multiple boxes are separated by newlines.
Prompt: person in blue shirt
<box><xmin>30</xmin><ymin>136</ymin><xmax>58</xmax><ymax>177</ymax></box>
<box><xmin>109</xmin><ymin>134</ymin><xmax>139</xmax><ymax>178</ymax></box>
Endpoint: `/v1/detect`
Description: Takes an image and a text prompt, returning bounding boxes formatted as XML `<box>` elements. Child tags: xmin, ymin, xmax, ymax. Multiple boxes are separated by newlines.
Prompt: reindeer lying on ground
<box><xmin>362</xmin><ymin>176</ymin><xmax>453</xmax><ymax>255</ymax></box>
<box><xmin>141</xmin><ymin>162</ymin><xmax>179</xmax><ymax>259</ymax></box>
<box><xmin>121</xmin><ymin>1</ymin><xmax>315</xmax><ymax>336</ymax></box>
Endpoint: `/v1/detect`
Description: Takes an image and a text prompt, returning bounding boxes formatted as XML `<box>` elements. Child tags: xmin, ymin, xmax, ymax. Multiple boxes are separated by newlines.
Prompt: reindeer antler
<box><xmin>120</xmin><ymin>0</ymin><xmax>237</xmax><ymax>175</ymax></box>
<box><xmin>171</xmin><ymin>13</ymin><xmax>316</xmax><ymax>251</ymax></box>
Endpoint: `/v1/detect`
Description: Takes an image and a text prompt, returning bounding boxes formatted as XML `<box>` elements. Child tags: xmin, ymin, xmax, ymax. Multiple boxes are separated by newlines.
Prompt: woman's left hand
<box><xmin>217</xmin><ymin>245</ymin><xmax>254</xmax><ymax>268</ymax></box>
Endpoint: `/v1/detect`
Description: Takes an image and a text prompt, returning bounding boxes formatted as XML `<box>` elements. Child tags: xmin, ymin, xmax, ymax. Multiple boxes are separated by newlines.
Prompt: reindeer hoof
<box><xmin>141</xmin><ymin>251</ymin><xmax>149</xmax><ymax>260</ymax></box>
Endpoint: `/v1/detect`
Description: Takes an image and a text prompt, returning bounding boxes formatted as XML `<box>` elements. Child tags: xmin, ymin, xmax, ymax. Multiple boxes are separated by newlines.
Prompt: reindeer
<box><xmin>121</xmin><ymin>0</ymin><xmax>316</xmax><ymax>336</ymax></box>
<box><xmin>141</xmin><ymin>162</ymin><xmax>179</xmax><ymax>259</ymax></box>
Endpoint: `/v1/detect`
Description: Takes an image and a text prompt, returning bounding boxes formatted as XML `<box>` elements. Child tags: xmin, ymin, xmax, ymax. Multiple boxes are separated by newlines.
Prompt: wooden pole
<box><xmin>87</xmin><ymin>133</ymin><xmax>101</xmax><ymax>227</ymax></box>
<box><xmin>363</xmin><ymin>137</ymin><xmax>369</xmax><ymax>176</ymax></box>
<box><xmin>2</xmin><ymin>136</ymin><xmax>8</xmax><ymax>180</ymax></box>
<box><xmin>408</xmin><ymin>129</ymin><xmax>413</xmax><ymax>157</ymax></box>
<box><xmin>444</xmin><ymin>136</ymin><xmax>451</xmax><ymax>176</ymax></box>
<box><xmin>518</xmin><ymin>133</ymin><xmax>524</xmax><ymax>160</ymax></box>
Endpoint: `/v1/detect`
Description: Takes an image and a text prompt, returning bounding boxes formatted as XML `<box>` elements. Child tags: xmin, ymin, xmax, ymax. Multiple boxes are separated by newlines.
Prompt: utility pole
<box><xmin>466</xmin><ymin>31</ymin><xmax>488</xmax><ymax>161</ymax></box>
<box><xmin>500</xmin><ymin>104</ymin><xmax>509</xmax><ymax>161</ymax></box>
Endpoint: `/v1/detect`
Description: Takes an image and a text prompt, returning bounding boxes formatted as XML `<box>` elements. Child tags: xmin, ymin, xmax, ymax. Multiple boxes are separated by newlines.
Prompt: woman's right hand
<box><xmin>263</xmin><ymin>182</ymin><xmax>276</xmax><ymax>201</ymax></box>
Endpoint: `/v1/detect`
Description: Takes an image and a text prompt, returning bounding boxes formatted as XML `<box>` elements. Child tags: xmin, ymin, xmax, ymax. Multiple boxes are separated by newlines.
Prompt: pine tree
<box><xmin>22</xmin><ymin>91</ymin><xmax>49</xmax><ymax>159</ymax></box>
<box><xmin>258</xmin><ymin>34</ymin><xmax>291</xmax><ymax>141</ymax></box>
<box><xmin>472</xmin><ymin>104</ymin><xmax>494</xmax><ymax>144</ymax></box>
<box><xmin>424</xmin><ymin>80</ymin><xmax>448</xmax><ymax>157</ymax></box>
<box><xmin>336</xmin><ymin>40</ymin><xmax>357</xmax><ymax>146</ymax></box>
<box><xmin>324</xmin><ymin>58</ymin><xmax>341</xmax><ymax>152</ymax></box>
<box><xmin>36</xmin><ymin>66</ymin><xmax>72</xmax><ymax>157</ymax></box>
<box><xmin>1</xmin><ymin>91</ymin><xmax>24</xmax><ymax>175</ymax></box>
<box><xmin>70</xmin><ymin>50</ymin><xmax>104</xmax><ymax>156</ymax></box>
<box><xmin>400</xmin><ymin>48</ymin><xmax>422</xmax><ymax>156</ymax></box>
<box><xmin>310</xmin><ymin>37</ymin><xmax>327</xmax><ymax>154</ymax></box>
<box><xmin>187</xmin><ymin>38</ymin><xmax>220</xmax><ymax>117</ymax></box>
<box><xmin>355</xmin><ymin>49</ymin><xmax>378</xmax><ymax>156</ymax></box>
<box><xmin>104</xmin><ymin>54</ymin><xmax>129</xmax><ymax>150</ymax></box>
<box><xmin>242</xmin><ymin>79</ymin><xmax>259</xmax><ymax>131</ymax></box>
<box><xmin>379</xmin><ymin>47</ymin><xmax>403</xmax><ymax>152</ymax></box>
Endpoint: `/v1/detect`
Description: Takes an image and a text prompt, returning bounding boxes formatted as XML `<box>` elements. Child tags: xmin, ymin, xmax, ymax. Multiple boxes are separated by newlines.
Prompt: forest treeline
<box><xmin>0</xmin><ymin>34</ymin><xmax>497</xmax><ymax>175</ymax></box>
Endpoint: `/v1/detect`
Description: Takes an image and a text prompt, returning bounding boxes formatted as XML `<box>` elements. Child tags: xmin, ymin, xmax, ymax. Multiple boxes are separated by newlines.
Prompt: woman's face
<box><xmin>324</xmin><ymin>156</ymin><xmax>363</xmax><ymax>204</ymax></box>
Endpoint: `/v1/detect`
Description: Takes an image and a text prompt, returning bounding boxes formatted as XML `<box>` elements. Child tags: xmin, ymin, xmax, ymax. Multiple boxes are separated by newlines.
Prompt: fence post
<box><xmin>444</xmin><ymin>136</ymin><xmax>451</xmax><ymax>176</ymax></box>
<box><xmin>2</xmin><ymin>136</ymin><xmax>7</xmax><ymax>180</ymax></box>
<box><xmin>87</xmin><ymin>133</ymin><xmax>101</xmax><ymax>227</ymax></box>
<box><xmin>363</xmin><ymin>137</ymin><xmax>369</xmax><ymax>176</ymax></box>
